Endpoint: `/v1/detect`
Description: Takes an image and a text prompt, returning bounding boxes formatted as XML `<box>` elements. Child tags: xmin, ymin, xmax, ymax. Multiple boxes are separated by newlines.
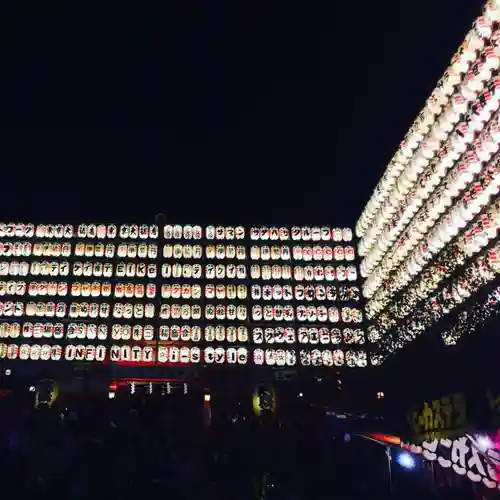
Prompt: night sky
<box><xmin>2</xmin><ymin>0</ymin><xmax>486</xmax><ymax>226</ymax></box>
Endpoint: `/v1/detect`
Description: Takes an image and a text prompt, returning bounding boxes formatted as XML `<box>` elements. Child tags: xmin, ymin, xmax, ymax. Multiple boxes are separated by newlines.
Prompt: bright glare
<box><xmin>204</xmin><ymin>394</ymin><xmax>211</xmax><ymax>402</ymax></box>
<box><xmin>298</xmin><ymin>392</ymin><xmax>303</xmax><ymax>398</ymax></box>
<box><xmin>5</xmin><ymin>369</ymin><xmax>11</xmax><ymax>376</ymax></box>
<box><xmin>108</xmin><ymin>392</ymin><xmax>115</xmax><ymax>399</ymax></box>
<box><xmin>397</xmin><ymin>452</ymin><xmax>415</xmax><ymax>469</ymax></box>
<box><xmin>476</xmin><ymin>435</ymin><xmax>494</xmax><ymax>450</ymax></box>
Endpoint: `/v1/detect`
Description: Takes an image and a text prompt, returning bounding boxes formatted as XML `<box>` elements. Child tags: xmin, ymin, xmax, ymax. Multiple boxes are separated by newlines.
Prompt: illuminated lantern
<box><xmin>203</xmin><ymin>225</ymin><xmax>214</xmax><ymax>239</ymax></box>
<box><xmin>225</xmin><ymin>304</ymin><xmax>235</xmax><ymax>321</ymax></box>
<box><xmin>236</xmin><ymin>304</ymin><xmax>246</xmax><ymax>321</ymax></box>
<box><xmin>250</xmin><ymin>227</ymin><xmax>259</xmax><ymax>240</ymax></box>
<box><xmin>301</xmin><ymin>227</ymin><xmax>311</xmax><ymax>241</ymax></box>
<box><xmin>226</xmin><ymin>245</ymin><xmax>236</xmax><ymax>259</ymax></box>
<box><xmin>180</xmin><ymin>347</ymin><xmax>190</xmax><ymax>363</ymax></box>
<box><xmin>215</xmin><ymin>304</ymin><xmax>225</xmax><ymax>320</ymax></box>
<box><xmin>131</xmin><ymin>346</ymin><xmax>142</xmax><ymax>363</ymax></box>
<box><xmin>51</xmin><ymin>345</ymin><xmax>62</xmax><ymax>361</ymax></box>
<box><xmin>121</xmin><ymin>325</ymin><xmax>131</xmax><ymax>341</ymax></box>
<box><xmin>205</xmin><ymin>304</ymin><xmax>215</xmax><ymax>320</ymax></box>
<box><xmin>107</xmin><ymin>224</ymin><xmax>117</xmax><ymax>238</ymax></box>
<box><xmin>192</xmin><ymin>225</ymin><xmax>202</xmax><ymax>239</ymax></box>
<box><xmin>296</xmin><ymin>305</ymin><xmax>306</xmax><ymax>322</ymax></box>
<box><xmin>215</xmin><ymin>347</ymin><xmax>226</xmax><ymax>364</ymax></box>
<box><xmin>226</xmin><ymin>348</ymin><xmax>237</xmax><ymax>364</ymax></box>
<box><xmin>237</xmin><ymin>264</ymin><xmax>246</xmax><ymax>279</ymax></box>
<box><xmin>278</xmin><ymin>265</ymin><xmax>288</xmax><ymax>279</ymax></box>
<box><xmin>344</xmin><ymin>246</ymin><xmax>355</xmax><ymax>261</ymax></box>
<box><xmin>119</xmin><ymin>224</ymin><xmax>129</xmax><ymax>239</ymax></box>
<box><xmin>19</xmin><ymin>343</ymin><xmax>30</xmax><ymax>360</ymax></box>
<box><xmin>215</xmin><ymin>226</ymin><xmax>225</xmax><ymax>240</ymax></box>
<box><xmin>253</xmin><ymin>328</ymin><xmax>264</xmax><ymax>343</ymax></box>
<box><xmin>180</xmin><ymin>284</ymin><xmax>191</xmax><ymax>299</ymax></box>
<box><xmin>288</xmin><ymin>226</ymin><xmax>299</xmax><ymax>241</ymax></box>
<box><xmin>75</xmin><ymin>243</ymin><xmax>85</xmax><ymax>257</ymax></box>
<box><xmin>190</xmin><ymin>347</ymin><xmax>201</xmax><ymax>363</ymax></box>
<box><xmin>263</xmin><ymin>305</ymin><xmax>273</xmax><ymax>321</ymax></box>
<box><xmin>302</xmin><ymin>246</ymin><xmax>312</xmax><ymax>262</ymax></box>
<box><xmin>347</xmin><ymin>266</ymin><xmax>357</xmax><ymax>281</ymax></box>
<box><xmin>297</xmin><ymin>327</ymin><xmax>308</xmax><ymax>344</ymax></box>
<box><xmin>183</xmin><ymin>225</ymin><xmax>193</xmax><ymax>240</ymax></box>
<box><xmin>65</xmin><ymin>344</ymin><xmax>76</xmax><ymax>361</ymax></box>
<box><xmin>259</xmin><ymin>227</ymin><xmax>270</xmax><ymax>240</ymax></box>
<box><xmin>109</xmin><ymin>345</ymin><xmax>120</xmax><ymax>362</ymax></box>
<box><xmin>164</xmin><ymin>225</ymin><xmax>173</xmax><ymax>239</ymax></box>
<box><xmin>203</xmin><ymin>347</ymin><xmax>214</xmax><ymax>364</ymax></box>
<box><xmin>159</xmin><ymin>326</ymin><xmax>169</xmax><ymax>341</ymax></box>
<box><xmin>25</xmin><ymin>223</ymin><xmax>35</xmax><ymax>238</ymax></box>
<box><xmin>85</xmin><ymin>345</ymin><xmax>95</xmax><ymax>362</ymax></box>
<box><xmin>265</xmin><ymin>349</ymin><xmax>275</xmax><ymax>365</ymax></box>
<box><xmin>27</xmin><ymin>344</ymin><xmax>38</xmax><ymax>360</ymax></box>
<box><xmin>334</xmin><ymin>246</ymin><xmax>345</xmax><ymax>261</ymax></box>
<box><xmin>216</xmin><ymin>245</ymin><xmax>225</xmax><ymax>259</ymax></box>
<box><xmin>172</xmin><ymin>225</ymin><xmax>182</xmax><ymax>239</ymax></box>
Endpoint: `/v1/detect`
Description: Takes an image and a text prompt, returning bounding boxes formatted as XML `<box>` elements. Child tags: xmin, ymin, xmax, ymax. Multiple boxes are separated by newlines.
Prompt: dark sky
<box><xmin>1</xmin><ymin>0</ymin><xmax>485</xmax><ymax>226</ymax></box>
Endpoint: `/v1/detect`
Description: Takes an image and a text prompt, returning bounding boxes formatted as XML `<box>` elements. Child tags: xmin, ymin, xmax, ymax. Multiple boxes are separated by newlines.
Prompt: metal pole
<box><xmin>386</xmin><ymin>446</ymin><xmax>392</xmax><ymax>495</ymax></box>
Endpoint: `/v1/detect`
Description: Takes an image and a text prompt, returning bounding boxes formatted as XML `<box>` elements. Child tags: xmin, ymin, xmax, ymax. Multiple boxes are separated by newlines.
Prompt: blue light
<box><xmin>397</xmin><ymin>452</ymin><xmax>415</xmax><ymax>469</ymax></box>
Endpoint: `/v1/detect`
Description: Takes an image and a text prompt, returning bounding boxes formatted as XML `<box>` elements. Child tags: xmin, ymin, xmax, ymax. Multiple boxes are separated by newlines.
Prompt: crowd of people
<box><xmin>0</xmin><ymin>389</ymin><xmax>476</xmax><ymax>500</ymax></box>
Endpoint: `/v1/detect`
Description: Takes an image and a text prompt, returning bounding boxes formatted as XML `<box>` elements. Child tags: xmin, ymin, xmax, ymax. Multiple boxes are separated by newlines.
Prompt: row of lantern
<box><xmin>162</xmin><ymin>283</ymin><xmax>247</xmax><ymax>300</ymax></box>
<box><xmin>68</xmin><ymin>323</ymin><xmax>111</xmax><ymax>340</ymax></box>
<box><xmin>75</xmin><ymin>243</ymin><xmax>158</xmax><ymax>259</ymax></box>
<box><xmin>0</xmin><ymin>322</ymin><xmax>65</xmax><ymax>339</ymax></box>
<box><xmin>160</xmin><ymin>304</ymin><xmax>247</xmax><ymax>321</ymax></box>
<box><xmin>377</xmin><ymin>244</ymin><xmax>500</xmax><ymax>337</ymax></box>
<box><xmin>0</xmin><ymin>223</ymin><xmax>159</xmax><ymax>240</ymax></box>
<box><xmin>367</xmin><ymin>193</ymin><xmax>500</xmax><ymax>319</ymax></box>
<box><xmin>163</xmin><ymin>244</ymin><xmax>202</xmax><ymax>259</ymax></box>
<box><xmin>250</xmin><ymin>227</ymin><xmax>353</xmax><ymax>242</ymax></box>
<box><xmin>362</xmin><ymin>103</ymin><xmax>500</xmax><ymax>295</ymax></box>
<box><xmin>380</xmin><ymin>243</ymin><xmax>500</xmax><ymax>355</ymax></box>
<box><xmin>461</xmin><ymin>204</ymin><xmax>500</xmax><ymax>257</ymax></box>
<box><xmin>0</xmin><ymin>343</ymin><xmax>367</xmax><ymax>367</ymax></box>
<box><xmin>0</xmin><ymin>242</ymin><xmax>71</xmax><ymax>258</ymax></box>
<box><xmin>365</xmin><ymin>152</ymin><xmax>500</xmax><ymax>315</ymax></box>
<box><xmin>159</xmin><ymin>324</ymin><xmax>250</xmax><ymax>342</ymax></box>
<box><xmin>252</xmin><ymin>326</ymin><xmax>365</xmax><ymax>345</ymax></box>
<box><xmin>0</xmin><ymin>261</ymin><xmax>70</xmax><ymax>277</ymax></box>
<box><xmin>356</xmin><ymin>6</ymin><xmax>499</xmax><ymax>239</ymax></box>
<box><xmin>251</xmin><ymin>305</ymin><xmax>362</xmax><ymax>323</ymax></box>
<box><xmin>205</xmin><ymin>245</ymin><xmax>247</xmax><ymax>260</ymax></box>
<box><xmin>163</xmin><ymin>263</ymin><xmax>246</xmax><ymax>279</ymax></box>
<box><xmin>0</xmin><ymin>321</ymin><xmax>366</xmax><ymax>344</ymax></box>
<box><xmin>360</xmin><ymin>74</ymin><xmax>500</xmax><ymax>261</ymax></box>
<box><xmin>441</xmin><ymin>284</ymin><xmax>500</xmax><ymax>346</ymax></box>
<box><xmin>0</xmin><ymin>344</ymin><xmax>106</xmax><ymax>361</ymax></box>
<box><xmin>0</xmin><ymin>260</ymin><xmax>358</xmax><ymax>282</ymax></box>
<box><xmin>1</xmin><ymin>281</ymin><xmax>360</xmax><ymax>302</ymax></box>
<box><xmin>251</xmin><ymin>284</ymin><xmax>360</xmax><ymax>301</ymax></box>
<box><xmin>300</xmin><ymin>349</ymin><xmax>367</xmax><ymax>367</ymax></box>
<box><xmin>0</xmin><ymin>223</ymin><xmax>72</xmax><ymax>239</ymax></box>
<box><xmin>0</xmin><ymin>241</ymin><xmax>358</xmax><ymax>261</ymax></box>
<box><xmin>250</xmin><ymin>245</ymin><xmax>355</xmax><ymax>261</ymax></box>
<box><xmin>76</xmin><ymin>224</ymin><xmax>159</xmax><ymax>240</ymax></box>
<box><xmin>158</xmin><ymin>346</ymin><xmax>251</xmax><ymax>364</ymax></box>
<box><xmin>360</xmin><ymin>76</ymin><xmax>500</xmax><ymax>271</ymax></box>
<box><xmin>249</xmin><ymin>264</ymin><xmax>357</xmax><ymax>281</ymax></box>
<box><xmin>297</xmin><ymin>327</ymin><xmax>365</xmax><ymax>344</ymax></box>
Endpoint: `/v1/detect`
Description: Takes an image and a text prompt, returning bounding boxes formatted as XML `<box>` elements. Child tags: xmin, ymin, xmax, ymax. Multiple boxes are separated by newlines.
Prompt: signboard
<box><xmin>407</xmin><ymin>389</ymin><xmax>500</xmax><ymax>442</ymax></box>
<box><xmin>403</xmin><ymin>434</ymin><xmax>500</xmax><ymax>491</ymax></box>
